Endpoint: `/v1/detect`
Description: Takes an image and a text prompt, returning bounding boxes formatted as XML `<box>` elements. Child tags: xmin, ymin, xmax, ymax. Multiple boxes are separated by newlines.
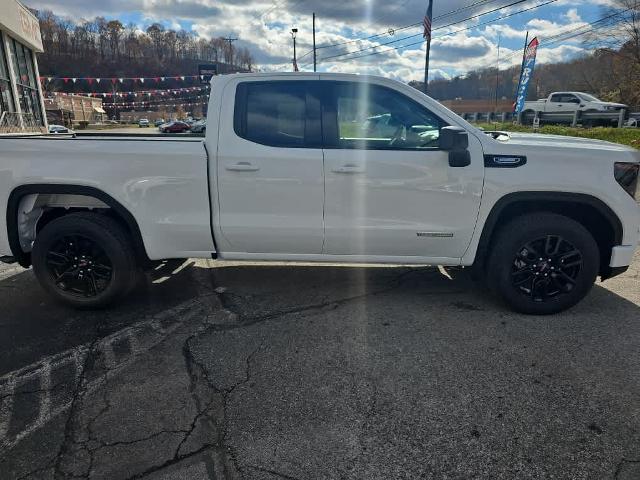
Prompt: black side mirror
<box><xmin>440</xmin><ymin>126</ymin><xmax>470</xmax><ymax>167</ymax></box>
<box><xmin>440</xmin><ymin>126</ymin><xmax>468</xmax><ymax>151</ymax></box>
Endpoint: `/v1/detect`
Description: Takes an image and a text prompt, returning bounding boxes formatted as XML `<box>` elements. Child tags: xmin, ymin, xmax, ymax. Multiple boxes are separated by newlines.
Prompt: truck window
<box><xmin>325</xmin><ymin>82</ymin><xmax>444</xmax><ymax>150</ymax></box>
<box><xmin>234</xmin><ymin>81</ymin><xmax>318</xmax><ymax>148</ymax></box>
<box><xmin>550</xmin><ymin>94</ymin><xmax>563</xmax><ymax>103</ymax></box>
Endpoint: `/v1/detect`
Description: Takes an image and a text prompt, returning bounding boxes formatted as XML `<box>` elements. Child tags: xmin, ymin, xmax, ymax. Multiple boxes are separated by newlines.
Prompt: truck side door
<box><xmin>549</xmin><ymin>93</ymin><xmax>578</xmax><ymax>113</ymax></box>
<box><xmin>321</xmin><ymin>80</ymin><xmax>484</xmax><ymax>260</ymax></box>
<box><xmin>215</xmin><ymin>79</ymin><xmax>324</xmax><ymax>254</ymax></box>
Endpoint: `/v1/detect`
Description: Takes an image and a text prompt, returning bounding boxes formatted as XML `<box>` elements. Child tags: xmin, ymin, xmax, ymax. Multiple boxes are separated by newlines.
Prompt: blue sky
<box><xmin>24</xmin><ymin>0</ymin><xmax>615</xmax><ymax>82</ymax></box>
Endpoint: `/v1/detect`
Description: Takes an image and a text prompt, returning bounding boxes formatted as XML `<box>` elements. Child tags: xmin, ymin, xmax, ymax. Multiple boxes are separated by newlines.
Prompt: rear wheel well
<box><xmin>475</xmin><ymin>195</ymin><xmax>622</xmax><ymax>279</ymax></box>
<box><xmin>7</xmin><ymin>186</ymin><xmax>150</xmax><ymax>268</ymax></box>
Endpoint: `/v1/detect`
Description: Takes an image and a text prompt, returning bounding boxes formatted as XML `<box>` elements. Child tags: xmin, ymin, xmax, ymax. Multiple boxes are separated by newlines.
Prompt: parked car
<box><xmin>154</xmin><ymin>119</ymin><xmax>165</xmax><ymax>127</ymax></box>
<box><xmin>522</xmin><ymin>92</ymin><xmax>628</xmax><ymax>125</ymax></box>
<box><xmin>48</xmin><ymin>124</ymin><xmax>75</xmax><ymax>136</ymax></box>
<box><xmin>138</xmin><ymin>118</ymin><xmax>150</xmax><ymax>128</ymax></box>
<box><xmin>159</xmin><ymin>121</ymin><xmax>190</xmax><ymax>133</ymax></box>
<box><xmin>190</xmin><ymin>120</ymin><xmax>206</xmax><ymax>133</ymax></box>
<box><xmin>1</xmin><ymin>73</ymin><xmax>639</xmax><ymax>314</ymax></box>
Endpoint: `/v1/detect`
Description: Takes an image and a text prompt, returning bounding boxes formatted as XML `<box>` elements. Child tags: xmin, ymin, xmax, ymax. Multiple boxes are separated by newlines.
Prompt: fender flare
<box><xmin>7</xmin><ymin>184</ymin><xmax>150</xmax><ymax>268</ymax></box>
<box><xmin>474</xmin><ymin>191</ymin><xmax>623</xmax><ymax>266</ymax></box>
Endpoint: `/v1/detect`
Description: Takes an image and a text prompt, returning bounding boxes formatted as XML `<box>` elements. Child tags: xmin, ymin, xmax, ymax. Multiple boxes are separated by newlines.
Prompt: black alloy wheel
<box><xmin>511</xmin><ymin>235</ymin><xmax>582</xmax><ymax>302</ymax></box>
<box><xmin>32</xmin><ymin>212</ymin><xmax>139</xmax><ymax>308</ymax></box>
<box><xmin>45</xmin><ymin>234</ymin><xmax>113</xmax><ymax>298</ymax></box>
<box><xmin>487</xmin><ymin>213</ymin><xmax>599</xmax><ymax>315</ymax></box>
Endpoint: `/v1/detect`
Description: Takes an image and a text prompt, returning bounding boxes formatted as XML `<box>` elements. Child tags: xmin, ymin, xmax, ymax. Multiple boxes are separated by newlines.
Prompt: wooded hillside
<box><xmin>33</xmin><ymin>10</ymin><xmax>255</xmax><ymax>80</ymax></box>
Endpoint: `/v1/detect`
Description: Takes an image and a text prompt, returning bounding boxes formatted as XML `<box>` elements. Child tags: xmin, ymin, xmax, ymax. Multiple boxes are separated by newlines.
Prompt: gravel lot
<box><xmin>1</xmin><ymin>254</ymin><xmax>639</xmax><ymax>479</ymax></box>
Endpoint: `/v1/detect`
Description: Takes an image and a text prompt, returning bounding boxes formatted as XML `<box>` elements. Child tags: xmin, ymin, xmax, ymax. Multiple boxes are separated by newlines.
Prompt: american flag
<box><xmin>423</xmin><ymin>0</ymin><xmax>433</xmax><ymax>40</ymax></box>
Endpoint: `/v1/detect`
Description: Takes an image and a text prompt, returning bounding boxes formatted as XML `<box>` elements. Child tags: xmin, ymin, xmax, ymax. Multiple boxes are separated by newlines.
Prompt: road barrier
<box><xmin>516</xmin><ymin>109</ymin><xmax>628</xmax><ymax>128</ymax></box>
<box><xmin>457</xmin><ymin>109</ymin><xmax>636</xmax><ymax>128</ymax></box>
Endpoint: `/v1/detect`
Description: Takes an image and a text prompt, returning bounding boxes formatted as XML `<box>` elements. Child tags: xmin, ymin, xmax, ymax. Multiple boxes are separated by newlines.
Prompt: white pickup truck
<box><xmin>1</xmin><ymin>73</ymin><xmax>639</xmax><ymax>314</ymax></box>
<box><xmin>522</xmin><ymin>91</ymin><xmax>628</xmax><ymax>124</ymax></box>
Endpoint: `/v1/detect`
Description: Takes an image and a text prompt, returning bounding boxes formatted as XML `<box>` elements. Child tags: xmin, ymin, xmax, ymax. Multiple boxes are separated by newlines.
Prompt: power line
<box><xmin>497</xmin><ymin>7</ymin><xmax>632</xmax><ymax>65</ymax></box>
<box><xmin>316</xmin><ymin>0</ymin><xmax>534</xmax><ymax>63</ymax></box>
<box><xmin>316</xmin><ymin>0</ymin><xmax>555</xmax><ymax>64</ymax></box>
<box><xmin>298</xmin><ymin>0</ymin><xmax>502</xmax><ymax>60</ymax></box>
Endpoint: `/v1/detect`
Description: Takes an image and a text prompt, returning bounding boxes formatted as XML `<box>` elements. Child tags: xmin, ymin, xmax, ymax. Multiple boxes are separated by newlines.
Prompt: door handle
<box><xmin>332</xmin><ymin>164</ymin><xmax>365</xmax><ymax>174</ymax></box>
<box><xmin>225</xmin><ymin>162</ymin><xmax>260</xmax><ymax>172</ymax></box>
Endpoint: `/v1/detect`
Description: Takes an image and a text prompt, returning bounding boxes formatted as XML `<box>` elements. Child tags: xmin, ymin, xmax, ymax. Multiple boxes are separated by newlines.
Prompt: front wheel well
<box><xmin>474</xmin><ymin>194</ymin><xmax>622</xmax><ymax>279</ymax></box>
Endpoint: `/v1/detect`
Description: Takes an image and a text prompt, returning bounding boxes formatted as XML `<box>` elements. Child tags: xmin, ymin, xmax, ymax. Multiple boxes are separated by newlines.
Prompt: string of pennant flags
<box><xmin>102</xmin><ymin>95</ymin><xmax>210</xmax><ymax>106</ymax></box>
<box><xmin>102</xmin><ymin>100</ymin><xmax>208</xmax><ymax>108</ymax></box>
<box><xmin>40</xmin><ymin>74</ymin><xmax>208</xmax><ymax>84</ymax></box>
<box><xmin>50</xmin><ymin>86</ymin><xmax>210</xmax><ymax>98</ymax></box>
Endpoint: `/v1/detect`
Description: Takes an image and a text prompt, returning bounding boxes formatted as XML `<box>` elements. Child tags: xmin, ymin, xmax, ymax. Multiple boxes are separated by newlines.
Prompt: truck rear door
<box><xmin>215</xmin><ymin>78</ymin><xmax>324</xmax><ymax>254</ymax></box>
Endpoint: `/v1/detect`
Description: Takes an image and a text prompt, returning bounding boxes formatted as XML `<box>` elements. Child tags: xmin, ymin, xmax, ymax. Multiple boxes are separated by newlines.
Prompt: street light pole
<box><xmin>291</xmin><ymin>28</ymin><xmax>298</xmax><ymax>71</ymax></box>
<box><xmin>312</xmin><ymin>14</ymin><xmax>317</xmax><ymax>72</ymax></box>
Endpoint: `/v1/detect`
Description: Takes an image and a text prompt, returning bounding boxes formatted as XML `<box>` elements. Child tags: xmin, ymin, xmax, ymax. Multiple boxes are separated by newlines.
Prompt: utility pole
<box><xmin>312</xmin><ymin>13</ymin><xmax>317</xmax><ymax>72</ymax></box>
<box><xmin>222</xmin><ymin>37</ymin><xmax>237</xmax><ymax>71</ymax></box>
<box><xmin>291</xmin><ymin>28</ymin><xmax>298</xmax><ymax>71</ymax></box>
<box><xmin>494</xmin><ymin>33</ymin><xmax>501</xmax><ymax>119</ymax></box>
<box><xmin>111</xmin><ymin>82</ymin><xmax>118</xmax><ymax>122</ymax></box>
<box><xmin>423</xmin><ymin>0</ymin><xmax>433</xmax><ymax>95</ymax></box>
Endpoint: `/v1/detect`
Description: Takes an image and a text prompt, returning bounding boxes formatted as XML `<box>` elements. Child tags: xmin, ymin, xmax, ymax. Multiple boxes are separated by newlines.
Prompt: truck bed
<box><xmin>0</xmin><ymin>135</ymin><xmax>216</xmax><ymax>260</ymax></box>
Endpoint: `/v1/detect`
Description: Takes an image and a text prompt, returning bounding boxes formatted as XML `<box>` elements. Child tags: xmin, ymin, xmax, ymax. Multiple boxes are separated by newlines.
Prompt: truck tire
<box><xmin>31</xmin><ymin>212</ymin><xmax>139</xmax><ymax>308</ymax></box>
<box><xmin>486</xmin><ymin>213</ymin><xmax>599</xmax><ymax>315</ymax></box>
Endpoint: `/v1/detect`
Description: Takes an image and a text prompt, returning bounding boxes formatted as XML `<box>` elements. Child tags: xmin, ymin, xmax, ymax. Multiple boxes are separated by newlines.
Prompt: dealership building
<box><xmin>0</xmin><ymin>0</ymin><xmax>46</xmax><ymax>134</ymax></box>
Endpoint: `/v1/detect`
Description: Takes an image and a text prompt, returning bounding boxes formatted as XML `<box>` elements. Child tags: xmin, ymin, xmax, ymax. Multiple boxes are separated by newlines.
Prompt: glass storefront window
<box><xmin>0</xmin><ymin>33</ymin><xmax>15</xmax><ymax>114</ymax></box>
<box><xmin>8</xmin><ymin>36</ymin><xmax>43</xmax><ymax>125</ymax></box>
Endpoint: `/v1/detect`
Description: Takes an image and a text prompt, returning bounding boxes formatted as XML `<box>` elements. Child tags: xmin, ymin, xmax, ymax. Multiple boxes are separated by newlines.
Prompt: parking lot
<box><xmin>1</xmin><ymin>254</ymin><xmax>640</xmax><ymax>479</ymax></box>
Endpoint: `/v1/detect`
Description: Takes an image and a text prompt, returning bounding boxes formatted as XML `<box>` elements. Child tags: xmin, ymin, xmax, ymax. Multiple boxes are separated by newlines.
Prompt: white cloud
<box><xmin>563</xmin><ymin>8</ymin><xmax>582</xmax><ymax>23</ymax></box>
<box><xmin>24</xmin><ymin>0</ymin><xmax>600</xmax><ymax>82</ymax></box>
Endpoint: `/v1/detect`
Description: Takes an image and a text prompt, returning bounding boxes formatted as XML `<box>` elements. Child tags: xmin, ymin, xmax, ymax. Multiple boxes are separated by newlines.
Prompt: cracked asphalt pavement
<box><xmin>1</xmin><ymin>254</ymin><xmax>640</xmax><ymax>479</ymax></box>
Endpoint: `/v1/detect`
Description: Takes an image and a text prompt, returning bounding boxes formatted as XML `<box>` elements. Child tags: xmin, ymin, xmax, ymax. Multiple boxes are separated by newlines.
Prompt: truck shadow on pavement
<box><xmin>1</xmin><ymin>260</ymin><xmax>640</xmax><ymax>479</ymax></box>
<box><xmin>1</xmin><ymin>260</ymin><xmax>639</xmax><ymax>377</ymax></box>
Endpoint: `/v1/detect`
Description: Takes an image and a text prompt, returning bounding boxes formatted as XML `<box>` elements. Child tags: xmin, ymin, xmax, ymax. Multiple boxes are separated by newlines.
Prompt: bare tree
<box><xmin>106</xmin><ymin>20</ymin><xmax>124</xmax><ymax>59</ymax></box>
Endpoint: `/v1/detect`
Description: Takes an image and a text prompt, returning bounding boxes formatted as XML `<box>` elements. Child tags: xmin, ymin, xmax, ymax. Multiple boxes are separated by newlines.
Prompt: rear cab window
<box><xmin>234</xmin><ymin>81</ymin><xmax>321</xmax><ymax>148</ymax></box>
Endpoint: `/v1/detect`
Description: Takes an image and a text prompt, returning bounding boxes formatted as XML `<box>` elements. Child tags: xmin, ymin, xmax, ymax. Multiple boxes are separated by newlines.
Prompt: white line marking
<box><xmin>73</xmin><ymin>348</ymin><xmax>85</xmax><ymax>383</ymax></box>
<box><xmin>0</xmin><ymin>298</ymin><xmax>208</xmax><ymax>450</ymax></box>
<box><xmin>36</xmin><ymin>361</ymin><xmax>52</xmax><ymax>428</ymax></box>
<box><xmin>101</xmin><ymin>338</ymin><xmax>117</xmax><ymax>369</ymax></box>
<box><xmin>127</xmin><ymin>329</ymin><xmax>141</xmax><ymax>355</ymax></box>
<box><xmin>0</xmin><ymin>377</ymin><xmax>16</xmax><ymax>440</ymax></box>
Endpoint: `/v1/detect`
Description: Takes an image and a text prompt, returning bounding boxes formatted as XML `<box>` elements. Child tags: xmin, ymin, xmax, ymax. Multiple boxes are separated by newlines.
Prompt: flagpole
<box><xmin>424</xmin><ymin>36</ymin><xmax>431</xmax><ymax>95</ymax></box>
<box><xmin>423</xmin><ymin>0</ymin><xmax>433</xmax><ymax>95</ymax></box>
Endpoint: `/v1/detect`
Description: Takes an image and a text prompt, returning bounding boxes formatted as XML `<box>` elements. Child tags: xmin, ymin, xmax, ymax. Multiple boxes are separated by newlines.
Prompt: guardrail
<box><xmin>460</xmin><ymin>112</ymin><xmax>515</xmax><ymax>123</ymax></box>
<box><xmin>0</xmin><ymin>112</ymin><xmax>46</xmax><ymax>134</ymax></box>
<box><xmin>457</xmin><ymin>109</ymin><xmax>636</xmax><ymax>128</ymax></box>
<box><xmin>516</xmin><ymin>109</ymin><xmax>628</xmax><ymax>128</ymax></box>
